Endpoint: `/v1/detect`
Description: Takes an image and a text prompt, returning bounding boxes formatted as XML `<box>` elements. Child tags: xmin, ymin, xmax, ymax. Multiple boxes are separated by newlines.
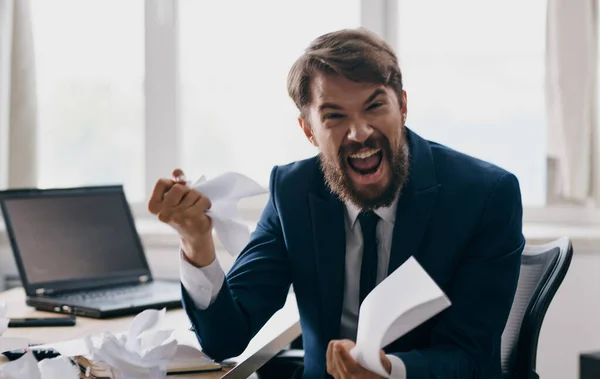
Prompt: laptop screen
<box><xmin>1</xmin><ymin>188</ymin><xmax>149</xmax><ymax>286</ymax></box>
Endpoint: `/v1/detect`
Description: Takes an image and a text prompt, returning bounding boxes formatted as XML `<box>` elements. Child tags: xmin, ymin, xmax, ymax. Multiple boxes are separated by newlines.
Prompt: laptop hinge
<box><xmin>139</xmin><ymin>275</ymin><xmax>149</xmax><ymax>283</ymax></box>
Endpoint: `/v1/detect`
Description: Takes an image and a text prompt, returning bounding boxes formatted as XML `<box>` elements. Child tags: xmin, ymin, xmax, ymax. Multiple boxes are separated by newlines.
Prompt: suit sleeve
<box><xmin>392</xmin><ymin>173</ymin><xmax>525</xmax><ymax>378</ymax></box>
<box><xmin>181</xmin><ymin>166</ymin><xmax>292</xmax><ymax>361</ymax></box>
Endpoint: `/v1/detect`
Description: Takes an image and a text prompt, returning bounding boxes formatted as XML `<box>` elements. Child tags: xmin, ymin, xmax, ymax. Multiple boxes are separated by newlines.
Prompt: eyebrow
<box><xmin>317</xmin><ymin>88</ymin><xmax>387</xmax><ymax>112</ymax></box>
<box><xmin>364</xmin><ymin>88</ymin><xmax>386</xmax><ymax>105</ymax></box>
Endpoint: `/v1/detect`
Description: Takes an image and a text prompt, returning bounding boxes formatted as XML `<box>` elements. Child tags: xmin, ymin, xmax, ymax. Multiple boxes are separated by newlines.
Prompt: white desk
<box><xmin>0</xmin><ymin>288</ymin><xmax>301</xmax><ymax>378</ymax></box>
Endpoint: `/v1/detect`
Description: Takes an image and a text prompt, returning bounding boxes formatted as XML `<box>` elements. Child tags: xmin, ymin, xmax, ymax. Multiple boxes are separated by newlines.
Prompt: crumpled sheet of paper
<box><xmin>0</xmin><ymin>351</ymin><xmax>79</xmax><ymax>379</ymax></box>
<box><xmin>190</xmin><ymin>172</ymin><xmax>267</xmax><ymax>256</ymax></box>
<box><xmin>84</xmin><ymin>308</ymin><xmax>178</xmax><ymax>379</ymax></box>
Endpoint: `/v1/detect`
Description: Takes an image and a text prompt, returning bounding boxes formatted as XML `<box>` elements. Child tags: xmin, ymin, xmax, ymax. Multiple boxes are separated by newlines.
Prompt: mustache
<box><xmin>339</xmin><ymin>136</ymin><xmax>388</xmax><ymax>157</ymax></box>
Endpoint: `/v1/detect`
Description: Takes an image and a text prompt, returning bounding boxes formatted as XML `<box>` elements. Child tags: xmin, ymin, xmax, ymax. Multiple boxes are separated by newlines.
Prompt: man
<box><xmin>148</xmin><ymin>28</ymin><xmax>525</xmax><ymax>378</ymax></box>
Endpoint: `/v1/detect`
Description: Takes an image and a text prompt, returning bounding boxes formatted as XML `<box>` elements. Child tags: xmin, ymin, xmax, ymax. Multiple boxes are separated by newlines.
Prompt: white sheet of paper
<box><xmin>0</xmin><ymin>351</ymin><xmax>41</xmax><ymax>379</ymax></box>
<box><xmin>38</xmin><ymin>356</ymin><xmax>80</xmax><ymax>379</ymax></box>
<box><xmin>0</xmin><ymin>337</ymin><xmax>28</xmax><ymax>353</ymax></box>
<box><xmin>0</xmin><ymin>351</ymin><xmax>79</xmax><ymax>379</ymax></box>
<box><xmin>0</xmin><ymin>302</ymin><xmax>8</xmax><ymax>335</ymax></box>
<box><xmin>167</xmin><ymin>344</ymin><xmax>216</xmax><ymax>371</ymax></box>
<box><xmin>350</xmin><ymin>256</ymin><xmax>451</xmax><ymax>377</ymax></box>
<box><xmin>190</xmin><ymin>172</ymin><xmax>267</xmax><ymax>256</ymax></box>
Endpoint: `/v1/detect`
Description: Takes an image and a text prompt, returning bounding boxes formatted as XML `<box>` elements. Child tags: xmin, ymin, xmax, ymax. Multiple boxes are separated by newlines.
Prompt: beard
<box><xmin>319</xmin><ymin>130</ymin><xmax>410</xmax><ymax>211</ymax></box>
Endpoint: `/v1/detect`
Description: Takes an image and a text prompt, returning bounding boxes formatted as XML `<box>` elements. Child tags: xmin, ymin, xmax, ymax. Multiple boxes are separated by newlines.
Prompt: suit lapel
<box><xmin>309</xmin><ymin>191</ymin><xmax>346</xmax><ymax>343</ymax></box>
<box><xmin>388</xmin><ymin>183</ymin><xmax>440</xmax><ymax>274</ymax></box>
<box><xmin>388</xmin><ymin>128</ymin><xmax>441</xmax><ymax>274</ymax></box>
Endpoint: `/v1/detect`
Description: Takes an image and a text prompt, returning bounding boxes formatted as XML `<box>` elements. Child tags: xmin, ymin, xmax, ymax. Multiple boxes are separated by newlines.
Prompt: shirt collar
<box><xmin>345</xmin><ymin>195</ymin><xmax>399</xmax><ymax>228</ymax></box>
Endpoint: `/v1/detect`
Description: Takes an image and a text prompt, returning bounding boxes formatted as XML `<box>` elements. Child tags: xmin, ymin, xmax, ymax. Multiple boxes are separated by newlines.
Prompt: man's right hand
<box><xmin>148</xmin><ymin>168</ymin><xmax>216</xmax><ymax>267</ymax></box>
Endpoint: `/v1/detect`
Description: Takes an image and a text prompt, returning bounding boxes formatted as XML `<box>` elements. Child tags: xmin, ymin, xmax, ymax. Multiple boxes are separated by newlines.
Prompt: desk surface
<box><xmin>0</xmin><ymin>288</ymin><xmax>301</xmax><ymax>379</ymax></box>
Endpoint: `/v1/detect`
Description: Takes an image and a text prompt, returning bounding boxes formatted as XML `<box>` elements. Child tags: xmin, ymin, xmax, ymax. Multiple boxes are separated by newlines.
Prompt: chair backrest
<box><xmin>500</xmin><ymin>237</ymin><xmax>573</xmax><ymax>379</ymax></box>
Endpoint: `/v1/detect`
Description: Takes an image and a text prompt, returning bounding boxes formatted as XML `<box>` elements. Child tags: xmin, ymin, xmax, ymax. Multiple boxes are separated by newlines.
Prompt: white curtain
<box><xmin>546</xmin><ymin>0</ymin><xmax>600</xmax><ymax>205</ymax></box>
<box><xmin>0</xmin><ymin>0</ymin><xmax>38</xmax><ymax>189</ymax></box>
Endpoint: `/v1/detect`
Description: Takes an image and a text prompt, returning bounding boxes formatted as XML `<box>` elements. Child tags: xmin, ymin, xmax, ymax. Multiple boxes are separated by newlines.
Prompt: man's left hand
<box><xmin>326</xmin><ymin>339</ymin><xmax>391</xmax><ymax>379</ymax></box>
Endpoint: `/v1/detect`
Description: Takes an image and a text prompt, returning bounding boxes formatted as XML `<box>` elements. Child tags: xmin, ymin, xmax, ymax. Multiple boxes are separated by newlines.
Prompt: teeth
<box><xmin>349</xmin><ymin>148</ymin><xmax>380</xmax><ymax>159</ymax></box>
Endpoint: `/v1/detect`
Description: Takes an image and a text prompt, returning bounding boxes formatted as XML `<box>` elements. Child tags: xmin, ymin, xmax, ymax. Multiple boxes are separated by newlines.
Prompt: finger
<box><xmin>326</xmin><ymin>341</ymin><xmax>336</xmax><ymax>376</ymax></box>
<box><xmin>148</xmin><ymin>178</ymin><xmax>175</xmax><ymax>214</ymax></box>
<box><xmin>380</xmin><ymin>350</ymin><xmax>392</xmax><ymax>375</ymax></box>
<box><xmin>332</xmin><ymin>345</ymin><xmax>349</xmax><ymax>378</ymax></box>
<box><xmin>163</xmin><ymin>183</ymin><xmax>190</xmax><ymax>208</ymax></box>
<box><xmin>162</xmin><ymin>190</ymin><xmax>201</xmax><ymax>223</ymax></box>
<box><xmin>169</xmin><ymin>192</ymin><xmax>206</xmax><ymax>226</ymax></box>
<box><xmin>172</xmin><ymin>168</ymin><xmax>186</xmax><ymax>182</ymax></box>
<box><xmin>173</xmin><ymin>190</ymin><xmax>201</xmax><ymax>211</ymax></box>
<box><xmin>336</xmin><ymin>343</ymin><xmax>362</xmax><ymax>376</ymax></box>
<box><xmin>158</xmin><ymin>184</ymin><xmax>191</xmax><ymax>222</ymax></box>
<box><xmin>174</xmin><ymin>197</ymin><xmax>213</xmax><ymax>230</ymax></box>
<box><xmin>336</xmin><ymin>340</ymin><xmax>356</xmax><ymax>350</ymax></box>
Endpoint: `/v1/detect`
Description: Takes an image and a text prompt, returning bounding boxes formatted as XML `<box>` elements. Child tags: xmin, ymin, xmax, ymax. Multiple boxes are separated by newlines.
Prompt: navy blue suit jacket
<box><xmin>183</xmin><ymin>128</ymin><xmax>525</xmax><ymax>379</ymax></box>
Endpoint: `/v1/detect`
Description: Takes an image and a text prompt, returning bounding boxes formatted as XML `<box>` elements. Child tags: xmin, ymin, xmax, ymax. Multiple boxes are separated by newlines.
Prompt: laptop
<box><xmin>0</xmin><ymin>185</ymin><xmax>182</xmax><ymax>318</ymax></box>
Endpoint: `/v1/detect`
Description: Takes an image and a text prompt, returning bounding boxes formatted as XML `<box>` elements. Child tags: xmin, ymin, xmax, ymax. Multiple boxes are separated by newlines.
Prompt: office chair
<box><xmin>258</xmin><ymin>237</ymin><xmax>573</xmax><ymax>379</ymax></box>
<box><xmin>501</xmin><ymin>237</ymin><xmax>572</xmax><ymax>379</ymax></box>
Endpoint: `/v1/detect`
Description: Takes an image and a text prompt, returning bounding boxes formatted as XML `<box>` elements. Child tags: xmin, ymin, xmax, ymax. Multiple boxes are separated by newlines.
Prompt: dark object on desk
<box><xmin>8</xmin><ymin>316</ymin><xmax>76</xmax><ymax>327</ymax></box>
<box><xmin>580</xmin><ymin>351</ymin><xmax>600</xmax><ymax>379</ymax></box>
<box><xmin>3</xmin><ymin>347</ymin><xmax>61</xmax><ymax>361</ymax></box>
<box><xmin>260</xmin><ymin>237</ymin><xmax>574</xmax><ymax>379</ymax></box>
<box><xmin>0</xmin><ymin>185</ymin><xmax>182</xmax><ymax>319</ymax></box>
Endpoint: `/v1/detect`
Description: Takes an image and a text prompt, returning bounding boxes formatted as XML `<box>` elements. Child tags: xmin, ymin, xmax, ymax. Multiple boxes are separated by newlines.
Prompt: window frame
<box><xmin>143</xmin><ymin>0</ymin><xmax>181</xmax><ymax>205</ymax></box>
<box><xmin>9</xmin><ymin>0</ymin><xmax>597</xmax><ymax>225</ymax></box>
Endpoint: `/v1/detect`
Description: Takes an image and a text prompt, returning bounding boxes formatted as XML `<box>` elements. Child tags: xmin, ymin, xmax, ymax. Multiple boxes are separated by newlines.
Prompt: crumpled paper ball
<box><xmin>84</xmin><ymin>308</ymin><xmax>178</xmax><ymax>379</ymax></box>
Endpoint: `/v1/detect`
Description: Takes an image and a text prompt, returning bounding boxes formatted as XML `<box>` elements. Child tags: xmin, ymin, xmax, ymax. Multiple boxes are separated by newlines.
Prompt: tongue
<box><xmin>349</xmin><ymin>153</ymin><xmax>380</xmax><ymax>171</ymax></box>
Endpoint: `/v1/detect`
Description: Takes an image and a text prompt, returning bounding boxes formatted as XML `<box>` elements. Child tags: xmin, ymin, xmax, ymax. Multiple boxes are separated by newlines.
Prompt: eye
<box><xmin>324</xmin><ymin>113</ymin><xmax>345</xmax><ymax>120</ymax></box>
<box><xmin>367</xmin><ymin>102</ymin><xmax>384</xmax><ymax>111</ymax></box>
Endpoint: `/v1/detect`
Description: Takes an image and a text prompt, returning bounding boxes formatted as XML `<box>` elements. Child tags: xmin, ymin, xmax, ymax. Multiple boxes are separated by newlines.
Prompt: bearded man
<box><xmin>148</xmin><ymin>28</ymin><xmax>525</xmax><ymax>379</ymax></box>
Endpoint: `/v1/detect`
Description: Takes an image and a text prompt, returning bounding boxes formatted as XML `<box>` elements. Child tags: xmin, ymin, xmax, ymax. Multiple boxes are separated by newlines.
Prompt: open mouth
<box><xmin>347</xmin><ymin>148</ymin><xmax>383</xmax><ymax>175</ymax></box>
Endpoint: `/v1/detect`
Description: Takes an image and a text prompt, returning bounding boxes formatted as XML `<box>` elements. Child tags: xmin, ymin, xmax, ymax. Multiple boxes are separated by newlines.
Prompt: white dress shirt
<box><xmin>180</xmin><ymin>198</ymin><xmax>406</xmax><ymax>378</ymax></box>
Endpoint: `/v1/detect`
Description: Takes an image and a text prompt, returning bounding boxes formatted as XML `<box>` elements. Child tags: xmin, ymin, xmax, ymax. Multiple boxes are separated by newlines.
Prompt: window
<box><xmin>31</xmin><ymin>0</ymin><xmax>145</xmax><ymax>202</ymax></box>
<box><xmin>16</xmin><ymin>0</ymin><xmax>565</xmax><ymax>211</ymax></box>
<box><xmin>179</xmin><ymin>0</ymin><xmax>361</xmax><ymax>185</ymax></box>
<box><xmin>396</xmin><ymin>0</ymin><xmax>547</xmax><ymax>206</ymax></box>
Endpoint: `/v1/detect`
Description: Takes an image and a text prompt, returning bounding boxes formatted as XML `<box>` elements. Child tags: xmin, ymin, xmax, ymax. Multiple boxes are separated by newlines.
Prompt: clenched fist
<box><xmin>148</xmin><ymin>168</ymin><xmax>216</xmax><ymax>267</ymax></box>
<box><xmin>326</xmin><ymin>340</ymin><xmax>391</xmax><ymax>379</ymax></box>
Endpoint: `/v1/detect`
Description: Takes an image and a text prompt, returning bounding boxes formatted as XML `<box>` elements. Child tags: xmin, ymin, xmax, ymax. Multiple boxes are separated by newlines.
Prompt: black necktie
<box><xmin>358</xmin><ymin>211</ymin><xmax>379</xmax><ymax>306</ymax></box>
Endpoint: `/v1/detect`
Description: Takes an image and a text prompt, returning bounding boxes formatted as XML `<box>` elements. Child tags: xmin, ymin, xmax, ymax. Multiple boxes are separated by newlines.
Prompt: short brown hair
<box><xmin>287</xmin><ymin>27</ymin><xmax>403</xmax><ymax>119</ymax></box>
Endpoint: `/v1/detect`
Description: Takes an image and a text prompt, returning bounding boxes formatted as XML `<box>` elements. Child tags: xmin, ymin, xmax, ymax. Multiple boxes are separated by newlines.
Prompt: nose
<box><xmin>346</xmin><ymin>119</ymin><xmax>373</xmax><ymax>143</ymax></box>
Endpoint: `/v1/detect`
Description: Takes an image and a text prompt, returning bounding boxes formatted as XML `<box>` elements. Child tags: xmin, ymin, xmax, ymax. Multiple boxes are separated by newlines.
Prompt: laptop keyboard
<box><xmin>53</xmin><ymin>282</ymin><xmax>176</xmax><ymax>305</ymax></box>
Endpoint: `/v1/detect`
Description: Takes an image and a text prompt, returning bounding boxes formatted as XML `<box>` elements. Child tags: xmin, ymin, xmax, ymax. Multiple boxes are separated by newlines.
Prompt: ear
<box><xmin>400</xmin><ymin>90</ymin><xmax>408</xmax><ymax>120</ymax></box>
<box><xmin>299</xmin><ymin>117</ymin><xmax>318</xmax><ymax>147</ymax></box>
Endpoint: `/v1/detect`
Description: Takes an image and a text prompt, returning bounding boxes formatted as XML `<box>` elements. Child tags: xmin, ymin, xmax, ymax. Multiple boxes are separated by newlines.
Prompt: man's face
<box><xmin>300</xmin><ymin>73</ymin><xmax>409</xmax><ymax>210</ymax></box>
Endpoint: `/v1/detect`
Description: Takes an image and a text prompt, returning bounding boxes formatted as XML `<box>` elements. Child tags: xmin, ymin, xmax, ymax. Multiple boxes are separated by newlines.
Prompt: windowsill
<box><xmin>135</xmin><ymin>218</ymin><xmax>600</xmax><ymax>253</ymax></box>
<box><xmin>1</xmin><ymin>218</ymin><xmax>599</xmax><ymax>254</ymax></box>
<box><xmin>523</xmin><ymin>222</ymin><xmax>600</xmax><ymax>252</ymax></box>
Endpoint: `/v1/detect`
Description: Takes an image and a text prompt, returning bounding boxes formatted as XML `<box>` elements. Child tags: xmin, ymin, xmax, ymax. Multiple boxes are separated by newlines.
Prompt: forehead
<box><xmin>309</xmin><ymin>73</ymin><xmax>394</xmax><ymax>108</ymax></box>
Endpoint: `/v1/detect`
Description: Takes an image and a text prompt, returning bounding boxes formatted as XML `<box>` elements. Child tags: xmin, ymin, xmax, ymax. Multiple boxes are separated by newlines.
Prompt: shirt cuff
<box><xmin>179</xmin><ymin>250</ymin><xmax>225</xmax><ymax>309</ymax></box>
<box><xmin>386</xmin><ymin>354</ymin><xmax>406</xmax><ymax>379</ymax></box>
